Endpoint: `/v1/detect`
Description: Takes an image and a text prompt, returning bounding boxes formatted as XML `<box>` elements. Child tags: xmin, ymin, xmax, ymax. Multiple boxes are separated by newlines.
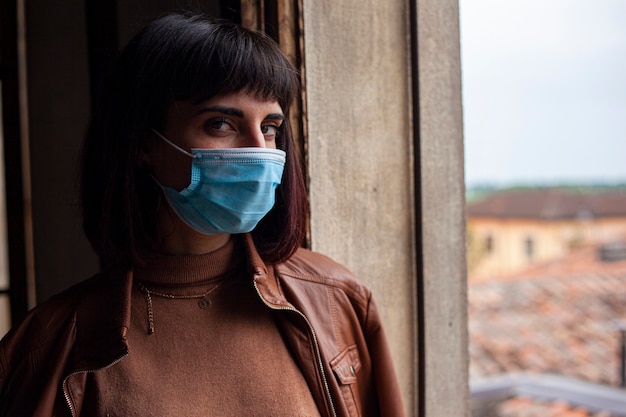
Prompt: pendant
<box><xmin>198</xmin><ymin>297</ymin><xmax>212</xmax><ymax>309</ymax></box>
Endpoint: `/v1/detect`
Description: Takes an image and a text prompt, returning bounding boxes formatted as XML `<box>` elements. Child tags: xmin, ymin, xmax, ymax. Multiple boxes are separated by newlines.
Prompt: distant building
<box><xmin>466</xmin><ymin>188</ymin><xmax>626</xmax><ymax>280</ymax></box>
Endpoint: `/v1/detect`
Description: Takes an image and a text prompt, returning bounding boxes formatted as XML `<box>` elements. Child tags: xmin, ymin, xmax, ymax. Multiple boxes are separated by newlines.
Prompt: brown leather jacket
<box><xmin>0</xmin><ymin>235</ymin><xmax>406</xmax><ymax>417</ymax></box>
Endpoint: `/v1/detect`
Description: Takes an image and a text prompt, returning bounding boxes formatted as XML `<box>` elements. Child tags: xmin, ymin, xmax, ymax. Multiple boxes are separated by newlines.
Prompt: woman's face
<box><xmin>146</xmin><ymin>91</ymin><xmax>285</xmax><ymax>191</ymax></box>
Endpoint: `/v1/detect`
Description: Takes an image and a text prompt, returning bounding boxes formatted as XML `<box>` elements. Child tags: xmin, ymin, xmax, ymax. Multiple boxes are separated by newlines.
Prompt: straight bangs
<box><xmin>169</xmin><ymin>19</ymin><xmax>298</xmax><ymax>116</ymax></box>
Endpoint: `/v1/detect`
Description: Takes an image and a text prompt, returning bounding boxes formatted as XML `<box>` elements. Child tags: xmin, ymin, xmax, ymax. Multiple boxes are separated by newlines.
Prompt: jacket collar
<box><xmin>242</xmin><ymin>234</ymin><xmax>293</xmax><ymax>309</ymax></box>
<box><xmin>73</xmin><ymin>269</ymin><xmax>133</xmax><ymax>371</ymax></box>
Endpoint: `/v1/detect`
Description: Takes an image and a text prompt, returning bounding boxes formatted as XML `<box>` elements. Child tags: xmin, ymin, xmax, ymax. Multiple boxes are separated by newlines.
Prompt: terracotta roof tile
<box><xmin>467</xmin><ymin>188</ymin><xmax>626</xmax><ymax>220</ymax></box>
<box><xmin>470</xmin><ymin>266</ymin><xmax>626</xmax><ymax>417</ymax></box>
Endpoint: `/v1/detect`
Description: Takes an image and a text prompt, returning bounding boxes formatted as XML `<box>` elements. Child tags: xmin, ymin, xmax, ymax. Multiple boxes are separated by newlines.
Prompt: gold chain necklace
<box><xmin>136</xmin><ymin>281</ymin><xmax>224</xmax><ymax>334</ymax></box>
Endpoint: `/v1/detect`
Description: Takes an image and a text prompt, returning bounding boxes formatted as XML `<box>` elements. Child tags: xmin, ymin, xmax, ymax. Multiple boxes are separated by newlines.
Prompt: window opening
<box><xmin>462</xmin><ymin>1</ymin><xmax>626</xmax><ymax>415</ymax></box>
<box><xmin>524</xmin><ymin>236</ymin><xmax>534</xmax><ymax>260</ymax></box>
<box><xmin>485</xmin><ymin>234</ymin><xmax>493</xmax><ymax>253</ymax></box>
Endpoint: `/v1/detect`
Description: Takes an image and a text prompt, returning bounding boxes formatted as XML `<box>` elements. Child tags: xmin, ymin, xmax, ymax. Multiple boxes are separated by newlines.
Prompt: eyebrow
<box><xmin>197</xmin><ymin>105</ymin><xmax>285</xmax><ymax>120</ymax></box>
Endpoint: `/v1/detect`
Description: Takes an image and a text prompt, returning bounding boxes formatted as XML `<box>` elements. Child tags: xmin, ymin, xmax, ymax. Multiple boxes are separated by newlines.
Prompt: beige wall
<box><xmin>468</xmin><ymin>218</ymin><xmax>563</xmax><ymax>277</ymax></box>
<box><xmin>468</xmin><ymin>216</ymin><xmax>626</xmax><ymax>279</ymax></box>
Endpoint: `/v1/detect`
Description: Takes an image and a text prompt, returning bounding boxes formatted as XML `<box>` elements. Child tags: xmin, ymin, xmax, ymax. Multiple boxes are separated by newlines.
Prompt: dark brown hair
<box><xmin>80</xmin><ymin>13</ymin><xmax>308</xmax><ymax>269</ymax></box>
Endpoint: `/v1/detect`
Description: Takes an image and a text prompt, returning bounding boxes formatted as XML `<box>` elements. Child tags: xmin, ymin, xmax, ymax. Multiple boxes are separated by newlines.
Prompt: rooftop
<box><xmin>469</xmin><ymin>243</ymin><xmax>626</xmax><ymax>416</ymax></box>
<box><xmin>467</xmin><ymin>188</ymin><xmax>626</xmax><ymax>220</ymax></box>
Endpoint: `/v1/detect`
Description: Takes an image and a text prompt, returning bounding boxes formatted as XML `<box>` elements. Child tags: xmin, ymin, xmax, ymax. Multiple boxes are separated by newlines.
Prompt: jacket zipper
<box><xmin>253</xmin><ymin>281</ymin><xmax>338</xmax><ymax>417</ymax></box>
<box><xmin>62</xmin><ymin>352</ymin><xmax>129</xmax><ymax>417</ymax></box>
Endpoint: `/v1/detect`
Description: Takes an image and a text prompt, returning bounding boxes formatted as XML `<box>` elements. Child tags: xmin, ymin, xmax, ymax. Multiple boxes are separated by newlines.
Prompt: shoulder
<box><xmin>0</xmin><ymin>273</ymin><xmax>120</xmax><ymax>414</ymax></box>
<box><xmin>2</xmin><ymin>281</ymin><xmax>83</xmax><ymax>350</ymax></box>
<box><xmin>275</xmin><ymin>247</ymin><xmax>372</xmax><ymax>306</ymax></box>
<box><xmin>0</xmin><ymin>281</ymin><xmax>81</xmax><ymax>389</ymax></box>
<box><xmin>0</xmin><ymin>272</ymin><xmax>122</xmax><ymax>366</ymax></box>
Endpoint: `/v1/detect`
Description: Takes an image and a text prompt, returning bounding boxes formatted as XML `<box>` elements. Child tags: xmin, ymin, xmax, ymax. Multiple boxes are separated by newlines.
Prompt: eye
<box><xmin>261</xmin><ymin>122</ymin><xmax>281</xmax><ymax>137</ymax></box>
<box><xmin>204</xmin><ymin>118</ymin><xmax>234</xmax><ymax>133</ymax></box>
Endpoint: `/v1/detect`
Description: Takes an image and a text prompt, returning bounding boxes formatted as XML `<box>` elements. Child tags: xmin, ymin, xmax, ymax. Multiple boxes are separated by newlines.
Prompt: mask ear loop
<box><xmin>151</xmin><ymin>129</ymin><xmax>197</xmax><ymax>158</ymax></box>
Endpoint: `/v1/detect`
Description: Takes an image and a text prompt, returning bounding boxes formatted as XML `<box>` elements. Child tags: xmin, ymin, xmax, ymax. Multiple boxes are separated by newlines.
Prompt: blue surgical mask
<box><xmin>151</xmin><ymin>129</ymin><xmax>285</xmax><ymax>235</ymax></box>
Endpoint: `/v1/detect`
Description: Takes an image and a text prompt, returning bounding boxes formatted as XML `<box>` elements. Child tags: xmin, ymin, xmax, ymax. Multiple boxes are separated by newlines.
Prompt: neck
<box><xmin>157</xmin><ymin>204</ymin><xmax>231</xmax><ymax>255</ymax></box>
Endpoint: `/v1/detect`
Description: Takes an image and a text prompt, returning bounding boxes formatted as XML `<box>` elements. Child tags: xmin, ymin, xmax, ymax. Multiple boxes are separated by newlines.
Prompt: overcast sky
<box><xmin>459</xmin><ymin>0</ymin><xmax>626</xmax><ymax>187</ymax></box>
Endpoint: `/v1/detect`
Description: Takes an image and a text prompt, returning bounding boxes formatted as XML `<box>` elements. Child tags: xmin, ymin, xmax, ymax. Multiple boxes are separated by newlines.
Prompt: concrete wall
<box><xmin>303</xmin><ymin>0</ymin><xmax>468</xmax><ymax>415</ymax></box>
<box><xmin>302</xmin><ymin>0</ymin><xmax>417</xmax><ymax>413</ymax></box>
<box><xmin>415</xmin><ymin>0</ymin><xmax>468</xmax><ymax>415</ymax></box>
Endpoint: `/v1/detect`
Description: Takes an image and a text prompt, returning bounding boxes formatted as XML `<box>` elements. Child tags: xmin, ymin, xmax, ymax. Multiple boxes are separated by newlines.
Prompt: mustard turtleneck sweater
<box><xmin>83</xmin><ymin>237</ymin><xmax>321</xmax><ymax>416</ymax></box>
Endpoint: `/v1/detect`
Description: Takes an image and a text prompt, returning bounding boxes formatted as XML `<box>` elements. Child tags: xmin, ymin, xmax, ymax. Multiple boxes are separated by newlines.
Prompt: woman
<box><xmin>0</xmin><ymin>13</ymin><xmax>405</xmax><ymax>417</ymax></box>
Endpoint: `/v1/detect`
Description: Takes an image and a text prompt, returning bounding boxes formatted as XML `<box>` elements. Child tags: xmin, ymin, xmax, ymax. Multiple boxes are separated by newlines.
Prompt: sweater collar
<box><xmin>73</xmin><ymin>234</ymin><xmax>289</xmax><ymax>370</ymax></box>
<box><xmin>133</xmin><ymin>236</ymin><xmax>242</xmax><ymax>286</ymax></box>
